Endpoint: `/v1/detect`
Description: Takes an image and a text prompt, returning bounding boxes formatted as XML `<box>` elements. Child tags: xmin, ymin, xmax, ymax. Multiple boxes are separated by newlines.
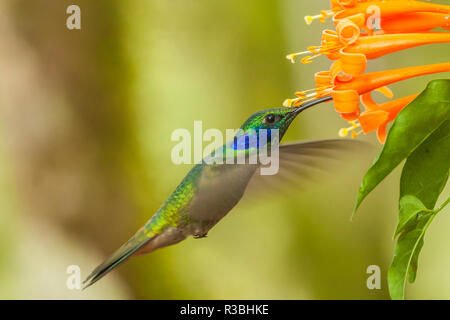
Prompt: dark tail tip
<box><xmin>82</xmin><ymin>236</ymin><xmax>150</xmax><ymax>289</ymax></box>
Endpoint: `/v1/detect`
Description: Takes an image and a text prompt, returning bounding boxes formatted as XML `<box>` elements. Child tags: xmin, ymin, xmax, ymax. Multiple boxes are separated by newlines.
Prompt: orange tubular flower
<box><xmin>286</xmin><ymin>0</ymin><xmax>450</xmax><ymax>143</ymax></box>
<box><xmin>332</xmin><ymin>0</ymin><xmax>450</xmax><ymax>28</ymax></box>
<box><xmin>306</xmin><ymin>0</ymin><xmax>450</xmax><ymax>28</ymax></box>
<box><xmin>380</xmin><ymin>12</ymin><xmax>450</xmax><ymax>33</ymax></box>
<box><xmin>344</xmin><ymin>33</ymin><xmax>450</xmax><ymax>60</ymax></box>
<box><xmin>331</xmin><ymin>62</ymin><xmax>450</xmax><ymax>116</ymax></box>
<box><xmin>287</xmin><ymin>62</ymin><xmax>450</xmax><ymax>109</ymax></box>
<box><xmin>343</xmin><ymin>94</ymin><xmax>418</xmax><ymax>143</ymax></box>
<box><xmin>289</xmin><ymin>32</ymin><xmax>450</xmax><ymax>73</ymax></box>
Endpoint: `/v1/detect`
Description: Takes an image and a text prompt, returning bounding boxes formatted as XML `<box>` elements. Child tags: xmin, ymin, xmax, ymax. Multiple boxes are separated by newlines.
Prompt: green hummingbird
<box><xmin>83</xmin><ymin>97</ymin><xmax>359</xmax><ymax>288</ymax></box>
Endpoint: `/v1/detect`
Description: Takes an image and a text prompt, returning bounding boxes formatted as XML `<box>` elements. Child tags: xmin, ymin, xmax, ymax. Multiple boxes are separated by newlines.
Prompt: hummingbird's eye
<box><xmin>264</xmin><ymin>114</ymin><xmax>277</xmax><ymax>124</ymax></box>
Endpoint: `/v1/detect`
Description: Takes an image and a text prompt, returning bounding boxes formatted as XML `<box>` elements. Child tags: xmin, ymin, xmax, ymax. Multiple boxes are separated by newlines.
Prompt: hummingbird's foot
<box><xmin>193</xmin><ymin>232</ymin><xmax>208</xmax><ymax>239</ymax></box>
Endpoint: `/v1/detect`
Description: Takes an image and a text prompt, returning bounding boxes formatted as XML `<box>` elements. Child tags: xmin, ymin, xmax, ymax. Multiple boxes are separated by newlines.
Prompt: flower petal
<box><xmin>332</xmin><ymin>89</ymin><xmax>360</xmax><ymax>113</ymax></box>
<box><xmin>359</xmin><ymin>110</ymin><xmax>389</xmax><ymax>133</ymax></box>
<box><xmin>377</xmin><ymin>123</ymin><xmax>387</xmax><ymax>144</ymax></box>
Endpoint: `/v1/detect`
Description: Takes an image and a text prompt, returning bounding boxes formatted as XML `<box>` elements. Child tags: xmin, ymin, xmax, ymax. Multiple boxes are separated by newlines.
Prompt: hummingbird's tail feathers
<box><xmin>83</xmin><ymin>231</ymin><xmax>153</xmax><ymax>289</ymax></box>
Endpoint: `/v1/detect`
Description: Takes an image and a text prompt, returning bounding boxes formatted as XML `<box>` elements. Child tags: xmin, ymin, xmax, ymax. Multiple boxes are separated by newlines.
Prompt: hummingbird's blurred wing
<box><xmin>244</xmin><ymin>139</ymin><xmax>371</xmax><ymax>197</ymax></box>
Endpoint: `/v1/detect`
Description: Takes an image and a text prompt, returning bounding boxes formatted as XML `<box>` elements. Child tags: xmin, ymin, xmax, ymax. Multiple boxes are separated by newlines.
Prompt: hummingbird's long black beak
<box><xmin>288</xmin><ymin>95</ymin><xmax>333</xmax><ymax>116</ymax></box>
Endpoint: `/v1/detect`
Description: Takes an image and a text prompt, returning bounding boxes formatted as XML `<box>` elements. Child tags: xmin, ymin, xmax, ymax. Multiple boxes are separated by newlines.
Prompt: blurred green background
<box><xmin>0</xmin><ymin>0</ymin><xmax>448</xmax><ymax>299</ymax></box>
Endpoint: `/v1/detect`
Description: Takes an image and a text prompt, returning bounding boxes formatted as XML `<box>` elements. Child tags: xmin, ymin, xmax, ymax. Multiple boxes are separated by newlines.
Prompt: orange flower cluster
<box><xmin>285</xmin><ymin>0</ymin><xmax>450</xmax><ymax>143</ymax></box>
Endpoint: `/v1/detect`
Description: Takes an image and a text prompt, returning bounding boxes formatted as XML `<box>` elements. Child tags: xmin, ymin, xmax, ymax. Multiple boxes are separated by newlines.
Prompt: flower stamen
<box><xmin>338</xmin><ymin>120</ymin><xmax>361</xmax><ymax>138</ymax></box>
<box><xmin>287</xmin><ymin>43</ymin><xmax>343</xmax><ymax>64</ymax></box>
<box><xmin>351</xmin><ymin>130</ymin><xmax>363</xmax><ymax>139</ymax></box>
<box><xmin>304</xmin><ymin>10</ymin><xmax>333</xmax><ymax>25</ymax></box>
<box><xmin>284</xmin><ymin>86</ymin><xmax>333</xmax><ymax>107</ymax></box>
<box><xmin>301</xmin><ymin>54</ymin><xmax>322</xmax><ymax>64</ymax></box>
<box><xmin>286</xmin><ymin>51</ymin><xmax>312</xmax><ymax>64</ymax></box>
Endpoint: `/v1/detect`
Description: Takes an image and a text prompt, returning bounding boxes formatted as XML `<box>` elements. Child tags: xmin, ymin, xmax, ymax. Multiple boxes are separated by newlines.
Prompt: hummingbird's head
<box><xmin>230</xmin><ymin>97</ymin><xmax>331</xmax><ymax>151</ymax></box>
<box><xmin>239</xmin><ymin>106</ymin><xmax>304</xmax><ymax>139</ymax></box>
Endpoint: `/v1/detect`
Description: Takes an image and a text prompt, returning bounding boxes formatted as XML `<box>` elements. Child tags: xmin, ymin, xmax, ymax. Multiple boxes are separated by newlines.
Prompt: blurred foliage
<box><xmin>0</xmin><ymin>0</ymin><xmax>448</xmax><ymax>299</ymax></box>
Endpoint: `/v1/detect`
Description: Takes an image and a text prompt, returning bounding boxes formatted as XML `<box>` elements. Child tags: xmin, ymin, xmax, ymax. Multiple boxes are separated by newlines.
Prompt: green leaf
<box><xmin>353</xmin><ymin>80</ymin><xmax>450</xmax><ymax>217</ymax></box>
<box><xmin>388</xmin><ymin>117</ymin><xmax>450</xmax><ymax>300</ymax></box>
<box><xmin>393</xmin><ymin>195</ymin><xmax>430</xmax><ymax>285</ymax></box>
<box><xmin>388</xmin><ymin>197</ymin><xmax>449</xmax><ymax>300</ymax></box>
<box><xmin>388</xmin><ymin>213</ymin><xmax>435</xmax><ymax>300</ymax></box>
<box><xmin>407</xmin><ymin>237</ymin><xmax>423</xmax><ymax>284</ymax></box>
<box><xmin>394</xmin><ymin>195</ymin><xmax>429</xmax><ymax>238</ymax></box>
<box><xmin>397</xmin><ymin>119</ymin><xmax>450</xmax><ymax>283</ymax></box>
<box><xmin>400</xmin><ymin>119</ymin><xmax>450</xmax><ymax>210</ymax></box>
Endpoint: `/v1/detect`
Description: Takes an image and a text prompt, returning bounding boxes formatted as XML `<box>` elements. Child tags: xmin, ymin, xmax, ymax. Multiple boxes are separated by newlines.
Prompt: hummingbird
<box><xmin>83</xmin><ymin>97</ymin><xmax>359</xmax><ymax>288</ymax></box>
